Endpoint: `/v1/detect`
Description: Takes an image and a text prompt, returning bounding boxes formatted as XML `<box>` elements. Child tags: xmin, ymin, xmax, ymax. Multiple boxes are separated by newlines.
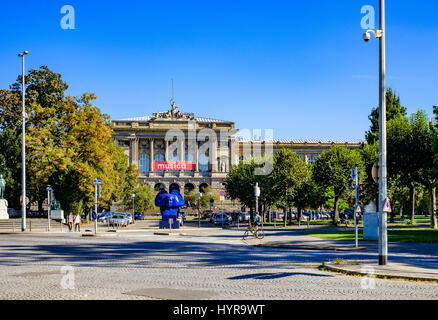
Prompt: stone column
<box><xmin>131</xmin><ymin>137</ymin><xmax>139</xmax><ymax>166</ymax></box>
<box><xmin>149</xmin><ymin>138</ymin><xmax>154</xmax><ymax>173</ymax></box>
<box><xmin>230</xmin><ymin>138</ymin><xmax>238</xmax><ymax>168</ymax></box>
<box><xmin>195</xmin><ymin>141</ymin><xmax>199</xmax><ymax>172</ymax></box>
<box><xmin>165</xmin><ymin>140</ymin><xmax>169</xmax><ymax>161</ymax></box>
<box><xmin>179</xmin><ymin>139</ymin><xmax>184</xmax><ymax>161</ymax></box>
<box><xmin>179</xmin><ymin>138</ymin><xmax>184</xmax><ymax>175</ymax></box>
<box><xmin>211</xmin><ymin>138</ymin><xmax>218</xmax><ymax>173</ymax></box>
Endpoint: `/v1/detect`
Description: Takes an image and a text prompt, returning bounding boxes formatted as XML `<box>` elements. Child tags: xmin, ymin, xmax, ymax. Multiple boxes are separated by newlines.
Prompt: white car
<box><xmin>109</xmin><ymin>213</ymin><xmax>129</xmax><ymax>227</ymax></box>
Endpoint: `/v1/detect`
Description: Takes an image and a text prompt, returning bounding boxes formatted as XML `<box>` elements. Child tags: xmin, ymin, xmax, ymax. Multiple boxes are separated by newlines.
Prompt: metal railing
<box><xmin>0</xmin><ymin>219</ymin><xmax>64</xmax><ymax>232</ymax></box>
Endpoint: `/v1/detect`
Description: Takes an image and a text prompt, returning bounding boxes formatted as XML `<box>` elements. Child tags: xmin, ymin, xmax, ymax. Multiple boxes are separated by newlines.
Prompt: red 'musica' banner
<box><xmin>154</xmin><ymin>161</ymin><xmax>195</xmax><ymax>171</ymax></box>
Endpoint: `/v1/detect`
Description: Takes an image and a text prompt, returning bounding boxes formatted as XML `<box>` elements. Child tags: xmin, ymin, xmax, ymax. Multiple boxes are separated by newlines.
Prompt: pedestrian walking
<box><xmin>68</xmin><ymin>212</ymin><xmax>74</xmax><ymax>232</ymax></box>
<box><xmin>74</xmin><ymin>212</ymin><xmax>81</xmax><ymax>232</ymax></box>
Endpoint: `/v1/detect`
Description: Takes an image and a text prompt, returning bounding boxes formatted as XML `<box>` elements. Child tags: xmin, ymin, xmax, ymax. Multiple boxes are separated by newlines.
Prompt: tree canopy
<box><xmin>0</xmin><ymin>66</ymin><xmax>138</xmax><ymax>214</ymax></box>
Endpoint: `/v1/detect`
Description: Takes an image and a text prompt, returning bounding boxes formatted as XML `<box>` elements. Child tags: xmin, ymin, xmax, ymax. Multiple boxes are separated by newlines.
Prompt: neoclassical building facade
<box><xmin>112</xmin><ymin>102</ymin><xmax>363</xmax><ymax>202</ymax></box>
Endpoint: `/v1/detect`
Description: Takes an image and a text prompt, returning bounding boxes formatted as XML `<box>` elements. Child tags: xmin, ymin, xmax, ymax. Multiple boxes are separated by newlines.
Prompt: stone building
<box><xmin>112</xmin><ymin>101</ymin><xmax>363</xmax><ymax>207</ymax></box>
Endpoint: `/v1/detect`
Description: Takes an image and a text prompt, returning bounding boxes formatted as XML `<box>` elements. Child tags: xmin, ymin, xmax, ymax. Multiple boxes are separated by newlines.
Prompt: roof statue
<box><xmin>153</xmin><ymin>100</ymin><xmax>195</xmax><ymax>121</ymax></box>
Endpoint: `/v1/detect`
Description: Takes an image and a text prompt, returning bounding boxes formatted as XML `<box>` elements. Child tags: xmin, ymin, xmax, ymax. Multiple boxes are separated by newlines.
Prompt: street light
<box><xmin>46</xmin><ymin>186</ymin><xmax>52</xmax><ymax>232</ymax></box>
<box><xmin>362</xmin><ymin>0</ymin><xmax>388</xmax><ymax>265</ymax></box>
<box><xmin>131</xmin><ymin>193</ymin><xmax>135</xmax><ymax>224</ymax></box>
<box><xmin>18</xmin><ymin>51</ymin><xmax>29</xmax><ymax>232</ymax></box>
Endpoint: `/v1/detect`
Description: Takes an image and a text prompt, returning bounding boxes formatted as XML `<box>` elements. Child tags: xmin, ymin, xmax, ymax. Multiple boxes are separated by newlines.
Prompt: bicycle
<box><xmin>242</xmin><ymin>224</ymin><xmax>264</xmax><ymax>240</ymax></box>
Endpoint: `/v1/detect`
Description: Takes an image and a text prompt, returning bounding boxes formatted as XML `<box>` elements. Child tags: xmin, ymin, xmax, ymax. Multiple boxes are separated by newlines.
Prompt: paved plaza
<box><xmin>0</xmin><ymin>225</ymin><xmax>437</xmax><ymax>300</ymax></box>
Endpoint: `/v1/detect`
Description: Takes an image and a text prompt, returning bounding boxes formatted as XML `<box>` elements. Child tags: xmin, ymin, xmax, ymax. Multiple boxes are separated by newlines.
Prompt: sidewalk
<box><xmin>243</xmin><ymin>226</ymin><xmax>438</xmax><ymax>283</ymax></box>
<box><xmin>322</xmin><ymin>261</ymin><xmax>438</xmax><ymax>282</ymax></box>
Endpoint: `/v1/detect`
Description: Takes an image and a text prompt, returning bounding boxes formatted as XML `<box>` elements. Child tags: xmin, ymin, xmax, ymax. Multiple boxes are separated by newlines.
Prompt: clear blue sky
<box><xmin>1</xmin><ymin>0</ymin><xmax>437</xmax><ymax>140</ymax></box>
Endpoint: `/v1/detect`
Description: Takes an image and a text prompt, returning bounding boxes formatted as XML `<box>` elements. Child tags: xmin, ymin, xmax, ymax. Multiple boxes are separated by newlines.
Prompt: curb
<box><xmin>153</xmin><ymin>231</ymin><xmax>188</xmax><ymax>236</ymax></box>
<box><xmin>254</xmin><ymin>243</ymin><xmax>366</xmax><ymax>251</ymax></box>
<box><xmin>321</xmin><ymin>262</ymin><xmax>438</xmax><ymax>283</ymax></box>
<box><xmin>81</xmin><ymin>232</ymin><xmax>119</xmax><ymax>238</ymax></box>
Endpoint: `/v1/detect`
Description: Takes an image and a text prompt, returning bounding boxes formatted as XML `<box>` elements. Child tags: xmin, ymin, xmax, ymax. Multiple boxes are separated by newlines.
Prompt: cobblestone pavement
<box><xmin>0</xmin><ymin>232</ymin><xmax>437</xmax><ymax>300</ymax></box>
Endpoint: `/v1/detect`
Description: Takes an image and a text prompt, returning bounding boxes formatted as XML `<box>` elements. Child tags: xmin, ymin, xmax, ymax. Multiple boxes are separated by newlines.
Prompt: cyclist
<box><xmin>250</xmin><ymin>212</ymin><xmax>261</xmax><ymax>233</ymax></box>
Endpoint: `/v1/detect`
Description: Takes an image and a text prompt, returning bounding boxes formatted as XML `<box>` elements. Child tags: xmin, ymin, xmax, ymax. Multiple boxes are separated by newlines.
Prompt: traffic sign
<box><xmin>382</xmin><ymin>198</ymin><xmax>392</xmax><ymax>212</ymax></box>
<box><xmin>93</xmin><ymin>179</ymin><xmax>102</xmax><ymax>185</ymax></box>
<box><xmin>356</xmin><ymin>205</ymin><xmax>362</xmax><ymax>214</ymax></box>
<box><xmin>219</xmin><ymin>190</ymin><xmax>225</xmax><ymax>197</ymax></box>
<box><xmin>220</xmin><ymin>196</ymin><xmax>225</xmax><ymax>201</ymax></box>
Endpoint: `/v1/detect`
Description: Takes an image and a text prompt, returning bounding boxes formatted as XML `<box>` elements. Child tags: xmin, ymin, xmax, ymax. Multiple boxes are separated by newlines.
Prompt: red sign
<box><xmin>154</xmin><ymin>161</ymin><xmax>195</xmax><ymax>171</ymax></box>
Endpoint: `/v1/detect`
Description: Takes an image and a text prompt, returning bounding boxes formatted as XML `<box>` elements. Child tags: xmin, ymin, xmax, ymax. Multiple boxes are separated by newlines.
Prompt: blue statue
<box><xmin>155</xmin><ymin>188</ymin><xmax>185</xmax><ymax>228</ymax></box>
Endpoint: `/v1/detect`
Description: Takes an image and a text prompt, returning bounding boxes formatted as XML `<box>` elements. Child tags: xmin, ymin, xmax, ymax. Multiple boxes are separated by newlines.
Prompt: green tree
<box><xmin>365</xmin><ymin>88</ymin><xmax>407</xmax><ymax>144</ymax></box>
<box><xmin>224</xmin><ymin>159</ymin><xmax>260</xmax><ymax>211</ymax></box>
<box><xmin>292</xmin><ymin>163</ymin><xmax>313</xmax><ymax>224</ymax></box>
<box><xmin>0</xmin><ymin>128</ymin><xmax>21</xmax><ymax>208</ymax></box>
<box><xmin>0</xmin><ymin>66</ymin><xmax>138</xmax><ymax>215</ymax></box>
<box><xmin>313</xmin><ymin>145</ymin><xmax>364</xmax><ymax>225</ymax></box>
<box><xmin>199</xmin><ymin>187</ymin><xmax>219</xmax><ymax>210</ymax></box>
<box><xmin>124</xmin><ymin>184</ymin><xmax>158</xmax><ymax>214</ymax></box>
<box><xmin>269</xmin><ymin>149</ymin><xmax>309</xmax><ymax>227</ymax></box>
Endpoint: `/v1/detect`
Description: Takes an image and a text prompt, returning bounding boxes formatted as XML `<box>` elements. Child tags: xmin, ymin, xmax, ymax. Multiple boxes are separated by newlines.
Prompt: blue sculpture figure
<box><xmin>155</xmin><ymin>189</ymin><xmax>185</xmax><ymax>228</ymax></box>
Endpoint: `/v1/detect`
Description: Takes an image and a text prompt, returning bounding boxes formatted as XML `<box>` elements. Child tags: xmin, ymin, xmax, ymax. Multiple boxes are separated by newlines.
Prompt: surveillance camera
<box><xmin>362</xmin><ymin>32</ymin><xmax>371</xmax><ymax>42</ymax></box>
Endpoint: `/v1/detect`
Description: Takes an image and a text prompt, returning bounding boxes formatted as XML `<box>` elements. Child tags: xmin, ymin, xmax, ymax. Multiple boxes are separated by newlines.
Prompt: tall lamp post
<box><xmin>362</xmin><ymin>0</ymin><xmax>388</xmax><ymax>265</ymax></box>
<box><xmin>18</xmin><ymin>51</ymin><xmax>29</xmax><ymax>232</ymax></box>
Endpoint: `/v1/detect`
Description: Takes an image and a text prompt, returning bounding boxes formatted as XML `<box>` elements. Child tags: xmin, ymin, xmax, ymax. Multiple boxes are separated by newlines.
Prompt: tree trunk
<box><xmin>38</xmin><ymin>199</ymin><xmax>43</xmax><ymax>213</ymax></box>
<box><xmin>333</xmin><ymin>196</ymin><xmax>339</xmax><ymax>225</ymax></box>
<box><xmin>298</xmin><ymin>207</ymin><xmax>302</xmax><ymax>227</ymax></box>
<box><xmin>410</xmin><ymin>185</ymin><xmax>416</xmax><ymax>221</ymax></box>
<box><xmin>430</xmin><ymin>186</ymin><xmax>437</xmax><ymax>229</ymax></box>
<box><xmin>288</xmin><ymin>207</ymin><xmax>292</xmax><ymax>224</ymax></box>
<box><xmin>400</xmin><ymin>205</ymin><xmax>403</xmax><ymax>218</ymax></box>
<box><xmin>283</xmin><ymin>207</ymin><xmax>287</xmax><ymax>227</ymax></box>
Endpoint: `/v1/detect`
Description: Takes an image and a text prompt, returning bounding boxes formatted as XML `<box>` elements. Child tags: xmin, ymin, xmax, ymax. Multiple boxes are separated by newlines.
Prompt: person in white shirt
<box><xmin>67</xmin><ymin>212</ymin><xmax>74</xmax><ymax>232</ymax></box>
<box><xmin>74</xmin><ymin>213</ymin><xmax>81</xmax><ymax>232</ymax></box>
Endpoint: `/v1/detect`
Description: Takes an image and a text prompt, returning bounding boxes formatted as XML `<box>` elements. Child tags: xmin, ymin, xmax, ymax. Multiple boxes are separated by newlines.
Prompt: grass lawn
<box><xmin>303</xmin><ymin>228</ymin><xmax>438</xmax><ymax>243</ymax></box>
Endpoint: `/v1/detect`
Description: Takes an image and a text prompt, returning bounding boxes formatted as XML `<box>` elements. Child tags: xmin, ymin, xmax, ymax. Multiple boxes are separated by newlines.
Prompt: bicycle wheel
<box><xmin>243</xmin><ymin>230</ymin><xmax>249</xmax><ymax>240</ymax></box>
<box><xmin>255</xmin><ymin>228</ymin><xmax>264</xmax><ymax>239</ymax></box>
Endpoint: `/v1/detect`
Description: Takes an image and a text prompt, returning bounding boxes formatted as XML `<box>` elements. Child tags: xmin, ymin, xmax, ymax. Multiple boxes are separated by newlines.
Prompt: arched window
<box><xmin>199</xmin><ymin>154</ymin><xmax>209</xmax><ymax>172</ymax></box>
<box><xmin>139</xmin><ymin>154</ymin><xmax>149</xmax><ymax>176</ymax></box>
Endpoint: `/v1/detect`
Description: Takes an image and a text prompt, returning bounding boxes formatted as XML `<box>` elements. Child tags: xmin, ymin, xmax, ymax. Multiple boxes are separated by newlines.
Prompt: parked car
<box><xmin>134</xmin><ymin>212</ymin><xmax>144</xmax><ymax>220</ymax></box>
<box><xmin>125</xmin><ymin>213</ymin><xmax>134</xmax><ymax>224</ymax></box>
<box><xmin>109</xmin><ymin>213</ymin><xmax>129</xmax><ymax>227</ymax></box>
<box><xmin>97</xmin><ymin>211</ymin><xmax>113</xmax><ymax>223</ymax></box>
<box><xmin>212</xmin><ymin>212</ymin><xmax>232</xmax><ymax>225</ymax></box>
<box><xmin>320</xmin><ymin>211</ymin><xmax>330</xmax><ymax>219</ymax></box>
<box><xmin>210</xmin><ymin>212</ymin><xmax>220</xmax><ymax>224</ymax></box>
<box><xmin>341</xmin><ymin>210</ymin><xmax>354</xmax><ymax>219</ymax></box>
<box><xmin>203</xmin><ymin>210</ymin><xmax>214</xmax><ymax>219</ymax></box>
